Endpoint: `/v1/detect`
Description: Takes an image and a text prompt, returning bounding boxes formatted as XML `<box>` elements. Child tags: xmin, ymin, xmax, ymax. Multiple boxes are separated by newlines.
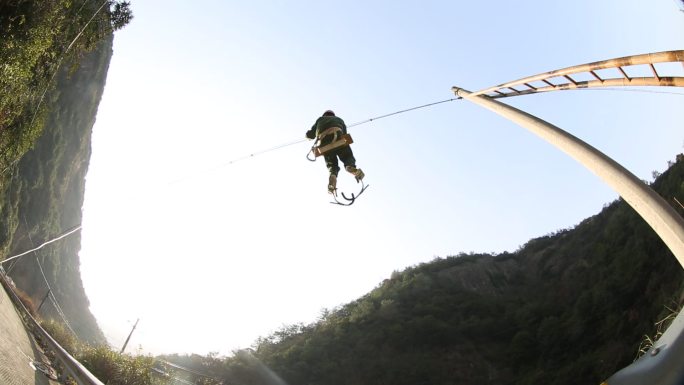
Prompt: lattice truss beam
<box><xmin>470</xmin><ymin>50</ymin><xmax>684</xmax><ymax>99</ymax></box>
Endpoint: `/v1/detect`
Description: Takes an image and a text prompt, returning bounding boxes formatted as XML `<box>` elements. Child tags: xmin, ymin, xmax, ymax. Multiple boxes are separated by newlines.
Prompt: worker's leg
<box><xmin>324</xmin><ymin>153</ymin><xmax>339</xmax><ymax>193</ymax></box>
<box><xmin>339</xmin><ymin>146</ymin><xmax>364</xmax><ymax>182</ymax></box>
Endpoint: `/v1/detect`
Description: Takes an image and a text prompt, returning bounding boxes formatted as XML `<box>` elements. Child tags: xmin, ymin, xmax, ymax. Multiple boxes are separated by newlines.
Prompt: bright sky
<box><xmin>79</xmin><ymin>1</ymin><xmax>684</xmax><ymax>356</ymax></box>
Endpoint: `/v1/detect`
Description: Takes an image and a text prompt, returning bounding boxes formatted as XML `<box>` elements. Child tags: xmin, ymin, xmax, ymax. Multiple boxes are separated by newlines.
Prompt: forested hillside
<box><xmin>164</xmin><ymin>157</ymin><xmax>684</xmax><ymax>385</ymax></box>
<box><xmin>1</xmin><ymin>3</ymin><xmax>682</xmax><ymax>384</ymax></box>
<box><xmin>2</xmin><ymin>37</ymin><xmax>113</xmax><ymax>344</ymax></box>
<box><xmin>0</xmin><ymin>1</ymin><xmax>130</xmax><ymax>344</ymax></box>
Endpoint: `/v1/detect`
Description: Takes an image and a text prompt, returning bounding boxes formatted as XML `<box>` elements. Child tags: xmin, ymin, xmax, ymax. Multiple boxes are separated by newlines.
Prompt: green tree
<box><xmin>110</xmin><ymin>1</ymin><xmax>134</xmax><ymax>31</ymax></box>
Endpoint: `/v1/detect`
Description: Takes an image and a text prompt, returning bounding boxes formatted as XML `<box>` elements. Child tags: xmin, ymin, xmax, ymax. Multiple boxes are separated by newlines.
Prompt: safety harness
<box><xmin>306</xmin><ymin>126</ymin><xmax>367</xmax><ymax>206</ymax></box>
<box><xmin>308</xmin><ymin>126</ymin><xmax>354</xmax><ymax>159</ymax></box>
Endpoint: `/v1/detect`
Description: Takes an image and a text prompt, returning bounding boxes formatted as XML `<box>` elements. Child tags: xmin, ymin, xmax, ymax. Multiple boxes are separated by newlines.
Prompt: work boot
<box><xmin>346</xmin><ymin>165</ymin><xmax>365</xmax><ymax>182</ymax></box>
<box><xmin>328</xmin><ymin>174</ymin><xmax>337</xmax><ymax>194</ymax></box>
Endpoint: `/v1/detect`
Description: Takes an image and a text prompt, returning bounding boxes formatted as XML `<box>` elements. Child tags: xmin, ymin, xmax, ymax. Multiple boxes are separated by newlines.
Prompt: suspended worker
<box><xmin>306</xmin><ymin>110</ymin><xmax>365</xmax><ymax>194</ymax></box>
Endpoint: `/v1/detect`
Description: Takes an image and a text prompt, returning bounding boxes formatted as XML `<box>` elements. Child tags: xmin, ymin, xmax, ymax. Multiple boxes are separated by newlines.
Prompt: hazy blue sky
<box><xmin>79</xmin><ymin>0</ymin><xmax>684</xmax><ymax>355</ymax></box>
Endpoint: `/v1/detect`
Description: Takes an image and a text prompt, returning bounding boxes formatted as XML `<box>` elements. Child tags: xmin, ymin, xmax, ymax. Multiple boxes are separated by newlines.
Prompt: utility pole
<box><xmin>36</xmin><ymin>289</ymin><xmax>51</xmax><ymax>314</ymax></box>
<box><xmin>120</xmin><ymin>318</ymin><xmax>139</xmax><ymax>354</ymax></box>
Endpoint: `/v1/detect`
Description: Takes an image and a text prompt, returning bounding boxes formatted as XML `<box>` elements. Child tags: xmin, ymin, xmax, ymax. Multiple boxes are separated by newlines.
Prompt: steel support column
<box><xmin>452</xmin><ymin>87</ymin><xmax>684</xmax><ymax>269</ymax></box>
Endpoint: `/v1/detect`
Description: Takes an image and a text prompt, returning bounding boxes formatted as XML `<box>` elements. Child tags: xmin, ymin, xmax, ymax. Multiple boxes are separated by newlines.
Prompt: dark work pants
<box><xmin>324</xmin><ymin>145</ymin><xmax>356</xmax><ymax>176</ymax></box>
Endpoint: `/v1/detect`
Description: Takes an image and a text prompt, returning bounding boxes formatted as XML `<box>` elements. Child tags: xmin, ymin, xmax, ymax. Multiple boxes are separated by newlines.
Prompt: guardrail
<box><xmin>0</xmin><ymin>270</ymin><xmax>104</xmax><ymax>385</ymax></box>
<box><xmin>602</xmin><ymin>309</ymin><xmax>684</xmax><ymax>385</ymax></box>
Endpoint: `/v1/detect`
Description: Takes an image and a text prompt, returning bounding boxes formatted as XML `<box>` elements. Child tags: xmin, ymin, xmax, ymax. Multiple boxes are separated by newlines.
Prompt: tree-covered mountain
<box><xmin>2</xmin><ymin>3</ymin><xmax>683</xmax><ymax>384</ymax></box>
<box><xmin>0</xmin><ymin>1</ymin><xmax>130</xmax><ymax>345</ymax></box>
<box><xmin>2</xmin><ymin>36</ymin><xmax>112</xmax><ymax>345</ymax></box>
<box><xmin>163</xmin><ymin>157</ymin><xmax>684</xmax><ymax>385</ymax></box>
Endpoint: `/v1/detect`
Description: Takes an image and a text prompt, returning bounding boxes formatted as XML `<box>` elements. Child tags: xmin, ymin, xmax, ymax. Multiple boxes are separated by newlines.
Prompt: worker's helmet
<box><xmin>323</xmin><ymin>110</ymin><xmax>335</xmax><ymax>117</ymax></box>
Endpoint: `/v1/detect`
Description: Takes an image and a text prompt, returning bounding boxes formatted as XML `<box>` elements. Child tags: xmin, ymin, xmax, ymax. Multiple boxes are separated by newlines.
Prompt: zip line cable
<box><xmin>35</xmin><ymin>257</ymin><xmax>78</xmax><ymax>337</ymax></box>
<box><xmin>168</xmin><ymin>87</ymin><xmax>680</xmax><ymax>185</ymax></box>
<box><xmin>228</xmin><ymin>97</ymin><xmax>460</xmax><ymax>166</ymax></box>
<box><xmin>185</xmin><ymin>87</ymin><xmax>680</xmax><ymax>175</ymax></box>
<box><xmin>4</xmin><ymin>99</ymin><xmax>467</xmax><ymax>263</ymax></box>
<box><xmin>167</xmin><ymin>97</ymin><xmax>459</xmax><ymax>185</ymax></box>
<box><xmin>224</xmin><ymin>138</ymin><xmax>310</xmax><ymax>166</ymax></box>
<box><xmin>167</xmin><ymin>97</ymin><xmax>461</xmax><ymax>185</ymax></box>
<box><xmin>3</xmin><ymin>215</ymin><xmax>78</xmax><ymax>335</ymax></box>
<box><xmin>1</xmin><ymin>225</ymin><xmax>82</xmax><ymax>265</ymax></box>
<box><xmin>346</xmin><ymin>97</ymin><xmax>461</xmax><ymax>128</ymax></box>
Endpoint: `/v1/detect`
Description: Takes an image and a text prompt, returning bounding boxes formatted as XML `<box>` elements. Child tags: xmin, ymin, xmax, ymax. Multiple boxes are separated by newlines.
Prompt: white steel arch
<box><xmin>453</xmin><ymin>49</ymin><xmax>684</xmax><ymax>385</ymax></box>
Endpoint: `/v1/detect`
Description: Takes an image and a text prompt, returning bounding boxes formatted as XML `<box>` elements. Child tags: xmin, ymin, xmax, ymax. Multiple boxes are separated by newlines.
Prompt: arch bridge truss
<box><xmin>470</xmin><ymin>50</ymin><xmax>684</xmax><ymax>99</ymax></box>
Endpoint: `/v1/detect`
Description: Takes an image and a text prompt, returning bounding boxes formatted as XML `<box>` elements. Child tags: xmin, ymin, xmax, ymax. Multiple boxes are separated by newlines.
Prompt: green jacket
<box><xmin>306</xmin><ymin>116</ymin><xmax>347</xmax><ymax>140</ymax></box>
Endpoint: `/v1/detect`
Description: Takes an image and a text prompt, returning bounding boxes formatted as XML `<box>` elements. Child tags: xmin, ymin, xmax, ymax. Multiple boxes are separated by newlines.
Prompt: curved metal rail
<box><xmin>0</xmin><ymin>271</ymin><xmax>104</xmax><ymax>385</ymax></box>
<box><xmin>470</xmin><ymin>50</ymin><xmax>684</xmax><ymax>99</ymax></box>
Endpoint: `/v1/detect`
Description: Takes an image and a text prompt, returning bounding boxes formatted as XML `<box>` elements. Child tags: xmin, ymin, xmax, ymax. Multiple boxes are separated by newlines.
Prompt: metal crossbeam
<box><xmin>471</xmin><ymin>50</ymin><xmax>684</xmax><ymax>99</ymax></box>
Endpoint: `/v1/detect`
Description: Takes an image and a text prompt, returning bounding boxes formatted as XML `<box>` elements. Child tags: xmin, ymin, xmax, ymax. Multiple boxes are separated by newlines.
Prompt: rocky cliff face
<box><xmin>267</xmin><ymin>159</ymin><xmax>684</xmax><ymax>385</ymax></box>
<box><xmin>2</xmin><ymin>35</ymin><xmax>113</xmax><ymax>344</ymax></box>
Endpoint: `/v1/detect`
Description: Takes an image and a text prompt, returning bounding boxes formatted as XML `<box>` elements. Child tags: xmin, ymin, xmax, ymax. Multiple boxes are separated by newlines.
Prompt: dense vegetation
<box><xmin>0</xmin><ymin>2</ymin><xmax>149</xmax><ymax>382</ymax></box>
<box><xmin>163</xmin><ymin>159</ymin><xmax>684</xmax><ymax>385</ymax></box>
<box><xmin>41</xmin><ymin>320</ymin><xmax>165</xmax><ymax>385</ymax></box>
<box><xmin>0</xmin><ymin>0</ymin><xmax>131</xmax><ymax>344</ymax></box>
<box><xmin>0</xmin><ymin>0</ymin><xmax>130</xmax><ymax>172</ymax></box>
<box><xmin>2</xmin><ymin>2</ymin><xmax>683</xmax><ymax>384</ymax></box>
